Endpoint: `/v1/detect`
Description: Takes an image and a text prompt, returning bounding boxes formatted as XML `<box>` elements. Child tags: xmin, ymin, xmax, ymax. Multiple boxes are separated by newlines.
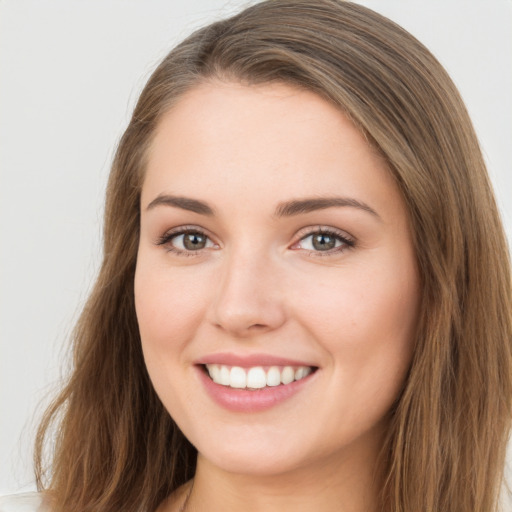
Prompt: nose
<box><xmin>209</xmin><ymin>248</ymin><xmax>287</xmax><ymax>338</ymax></box>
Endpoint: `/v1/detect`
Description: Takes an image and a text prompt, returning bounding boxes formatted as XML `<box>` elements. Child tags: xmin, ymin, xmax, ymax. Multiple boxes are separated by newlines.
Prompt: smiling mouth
<box><xmin>202</xmin><ymin>364</ymin><xmax>318</xmax><ymax>390</ymax></box>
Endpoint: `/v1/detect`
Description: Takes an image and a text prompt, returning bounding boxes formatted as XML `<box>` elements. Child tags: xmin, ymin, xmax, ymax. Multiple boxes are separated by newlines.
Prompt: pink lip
<box><xmin>195</xmin><ymin>352</ymin><xmax>317</xmax><ymax>368</ymax></box>
<box><xmin>195</xmin><ymin>363</ymin><xmax>318</xmax><ymax>413</ymax></box>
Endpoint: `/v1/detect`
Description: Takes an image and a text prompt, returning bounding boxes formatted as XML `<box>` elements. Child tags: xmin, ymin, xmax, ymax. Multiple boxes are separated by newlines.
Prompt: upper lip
<box><xmin>195</xmin><ymin>352</ymin><xmax>318</xmax><ymax>368</ymax></box>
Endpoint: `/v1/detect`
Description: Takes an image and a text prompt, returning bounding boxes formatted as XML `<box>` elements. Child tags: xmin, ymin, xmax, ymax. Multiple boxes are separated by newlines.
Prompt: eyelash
<box><xmin>293</xmin><ymin>227</ymin><xmax>355</xmax><ymax>257</ymax></box>
<box><xmin>156</xmin><ymin>226</ymin><xmax>355</xmax><ymax>257</ymax></box>
<box><xmin>156</xmin><ymin>226</ymin><xmax>214</xmax><ymax>257</ymax></box>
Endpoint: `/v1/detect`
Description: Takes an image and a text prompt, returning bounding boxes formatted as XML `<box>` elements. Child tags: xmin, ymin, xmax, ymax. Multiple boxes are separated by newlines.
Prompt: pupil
<box><xmin>184</xmin><ymin>233</ymin><xmax>206</xmax><ymax>250</ymax></box>
<box><xmin>312</xmin><ymin>233</ymin><xmax>335</xmax><ymax>251</ymax></box>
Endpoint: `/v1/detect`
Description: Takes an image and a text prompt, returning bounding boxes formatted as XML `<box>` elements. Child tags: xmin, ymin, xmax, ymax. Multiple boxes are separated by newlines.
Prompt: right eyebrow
<box><xmin>145</xmin><ymin>194</ymin><xmax>215</xmax><ymax>216</ymax></box>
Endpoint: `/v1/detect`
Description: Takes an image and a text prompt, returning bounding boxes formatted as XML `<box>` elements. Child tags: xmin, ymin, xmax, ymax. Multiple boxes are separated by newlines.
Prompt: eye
<box><xmin>157</xmin><ymin>228</ymin><xmax>217</xmax><ymax>255</ymax></box>
<box><xmin>293</xmin><ymin>228</ymin><xmax>355</xmax><ymax>254</ymax></box>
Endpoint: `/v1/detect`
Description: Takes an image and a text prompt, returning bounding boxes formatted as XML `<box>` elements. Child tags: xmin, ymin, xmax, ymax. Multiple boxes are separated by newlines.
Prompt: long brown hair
<box><xmin>35</xmin><ymin>1</ymin><xmax>512</xmax><ymax>511</ymax></box>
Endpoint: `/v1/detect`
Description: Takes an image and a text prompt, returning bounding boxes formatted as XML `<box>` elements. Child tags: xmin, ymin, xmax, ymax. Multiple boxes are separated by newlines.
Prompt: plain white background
<box><xmin>1</xmin><ymin>0</ymin><xmax>511</xmax><ymax>502</ymax></box>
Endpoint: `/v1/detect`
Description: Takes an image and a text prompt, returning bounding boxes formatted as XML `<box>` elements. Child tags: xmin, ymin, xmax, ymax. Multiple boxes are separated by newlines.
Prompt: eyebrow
<box><xmin>146</xmin><ymin>194</ymin><xmax>215</xmax><ymax>215</ymax></box>
<box><xmin>145</xmin><ymin>194</ymin><xmax>379</xmax><ymax>219</ymax></box>
<box><xmin>274</xmin><ymin>197</ymin><xmax>380</xmax><ymax>218</ymax></box>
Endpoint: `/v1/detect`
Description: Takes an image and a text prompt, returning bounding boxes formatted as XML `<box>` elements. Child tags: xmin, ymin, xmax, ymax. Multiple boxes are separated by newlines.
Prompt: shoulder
<box><xmin>0</xmin><ymin>493</ymin><xmax>48</xmax><ymax>512</ymax></box>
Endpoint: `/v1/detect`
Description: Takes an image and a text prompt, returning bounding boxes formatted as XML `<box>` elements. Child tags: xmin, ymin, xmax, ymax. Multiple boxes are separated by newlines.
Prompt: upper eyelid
<box><xmin>156</xmin><ymin>225</ymin><xmax>213</xmax><ymax>243</ymax></box>
<box><xmin>157</xmin><ymin>224</ymin><xmax>353</xmax><ymax>236</ymax></box>
<box><xmin>155</xmin><ymin>224</ymin><xmax>356</xmax><ymax>248</ymax></box>
<box><xmin>294</xmin><ymin>225</ymin><xmax>355</xmax><ymax>243</ymax></box>
<box><xmin>155</xmin><ymin>227</ymin><xmax>217</xmax><ymax>257</ymax></box>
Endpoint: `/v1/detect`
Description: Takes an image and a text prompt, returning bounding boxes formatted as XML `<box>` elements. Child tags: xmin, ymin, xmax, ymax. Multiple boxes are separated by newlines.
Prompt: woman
<box><xmin>2</xmin><ymin>1</ymin><xmax>511</xmax><ymax>511</ymax></box>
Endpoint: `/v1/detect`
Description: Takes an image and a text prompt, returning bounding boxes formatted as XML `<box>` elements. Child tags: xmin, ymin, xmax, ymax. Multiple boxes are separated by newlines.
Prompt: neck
<box><xmin>183</xmin><ymin>432</ymin><xmax>386</xmax><ymax>512</ymax></box>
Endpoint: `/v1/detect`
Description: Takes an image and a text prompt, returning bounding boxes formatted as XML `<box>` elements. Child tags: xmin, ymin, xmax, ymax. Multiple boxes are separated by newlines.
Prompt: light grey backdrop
<box><xmin>1</xmin><ymin>0</ymin><xmax>511</xmax><ymax>501</ymax></box>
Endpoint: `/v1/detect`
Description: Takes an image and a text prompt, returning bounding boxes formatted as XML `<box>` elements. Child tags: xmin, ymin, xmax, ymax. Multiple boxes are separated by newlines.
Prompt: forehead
<box><xmin>142</xmin><ymin>81</ymin><xmax>403</xmax><ymax>220</ymax></box>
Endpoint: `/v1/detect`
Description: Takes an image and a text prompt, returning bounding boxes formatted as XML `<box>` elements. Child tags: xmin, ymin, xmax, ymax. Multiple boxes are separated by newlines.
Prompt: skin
<box><xmin>135</xmin><ymin>81</ymin><xmax>420</xmax><ymax>512</ymax></box>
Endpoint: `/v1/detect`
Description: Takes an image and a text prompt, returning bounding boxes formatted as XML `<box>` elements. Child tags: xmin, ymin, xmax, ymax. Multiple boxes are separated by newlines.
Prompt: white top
<box><xmin>0</xmin><ymin>493</ymin><xmax>47</xmax><ymax>512</ymax></box>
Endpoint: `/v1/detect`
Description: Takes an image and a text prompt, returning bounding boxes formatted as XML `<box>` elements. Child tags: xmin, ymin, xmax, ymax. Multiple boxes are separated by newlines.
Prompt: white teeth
<box><xmin>230</xmin><ymin>366</ymin><xmax>247</xmax><ymax>388</ymax></box>
<box><xmin>266</xmin><ymin>366</ymin><xmax>281</xmax><ymax>387</ymax></box>
<box><xmin>281</xmin><ymin>366</ymin><xmax>295</xmax><ymax>385</ymax></box>
<box><xmin>247</xmin><ymin>367</ymin><xmax>267</xmax><ymax>389</ymax></box>
<box><xmin>219</xmin><ymin>365</ymin><xmax>230</xmax><ymax>385</ymax></box>
<box><xmin>295</xmin><ymin>367</ymin><xmax>312</xmax><ymax>380</ymax></box>
<box><xmin>209</xmin><ymin>364</ymin><xmax>220</xmax><ymax>382</ymax></box>
<box><xmin>205</xmin><ymin>363</ymin><xmax>314</xmax><ymax>389</ymax></box>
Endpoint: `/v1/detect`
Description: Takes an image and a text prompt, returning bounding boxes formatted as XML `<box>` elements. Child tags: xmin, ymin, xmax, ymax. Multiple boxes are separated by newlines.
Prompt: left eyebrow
<box><xmin>274</xmin><ymin>196</ymin><xmax>380</xmax><ymax>219</ymax></box>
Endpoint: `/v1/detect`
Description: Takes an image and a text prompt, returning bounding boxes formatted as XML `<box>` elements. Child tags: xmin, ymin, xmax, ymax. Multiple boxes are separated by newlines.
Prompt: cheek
<box><xmin>134</xmin><ymin>258</ymin><xmax>214</xmax><ymax>422</ymax></box>
<box><xmin>134</xmin><ymin>259</ymin><xmax>209</xmax><ymax>362</ymax></box>
<box><xmin>294</xmin><ymin>255</ymin><xmax>419</xmax><ymax>403</ymax></box>
<box><xmin>298</xmin><ymin>266</ymin><xmax>418</xmax><ymax>344</ymax></box>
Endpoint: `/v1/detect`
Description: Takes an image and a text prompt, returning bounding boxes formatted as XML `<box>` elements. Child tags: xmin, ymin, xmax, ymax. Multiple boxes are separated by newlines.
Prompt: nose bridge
<box><xmin>211</xmin><ymin>241</ymin><xmax>286</xmax><ymax>336</ymax></box>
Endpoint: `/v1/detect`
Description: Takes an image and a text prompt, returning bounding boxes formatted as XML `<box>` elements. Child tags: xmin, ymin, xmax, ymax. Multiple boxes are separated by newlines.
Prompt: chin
<box><xmin>198</xmin><ymin>444</ymin><xmax>311</xmax><ymax>477</ymax></box>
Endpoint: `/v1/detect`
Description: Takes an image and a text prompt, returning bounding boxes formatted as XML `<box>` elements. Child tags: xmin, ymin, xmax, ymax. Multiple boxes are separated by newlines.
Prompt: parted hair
<box><xmin>35</xmin><ymin>1</ymin><xmax>512</xmax><ymax>511</ymax></box>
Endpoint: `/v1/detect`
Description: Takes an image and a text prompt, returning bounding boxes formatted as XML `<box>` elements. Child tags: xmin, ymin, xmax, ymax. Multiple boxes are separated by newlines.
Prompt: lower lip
<box><xmin>196</xmin><ymin>366</ymin><xmax>317</xmax><ymax>412</ymax></box>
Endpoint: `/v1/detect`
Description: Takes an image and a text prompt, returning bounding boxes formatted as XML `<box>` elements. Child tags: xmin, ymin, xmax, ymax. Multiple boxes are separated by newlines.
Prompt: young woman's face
<box><xmin>135</xmin><ymin>81</ymin><xmax>420</xmax><ymax>477</ymax></box>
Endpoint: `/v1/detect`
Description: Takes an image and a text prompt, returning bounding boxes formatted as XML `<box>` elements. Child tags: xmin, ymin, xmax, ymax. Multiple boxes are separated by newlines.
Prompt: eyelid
<box><xmin>155</xmin><ymin>225</ymin><xmax>219</xmax><ymax>255</ymax></box>
<box><xmin>294</xmin><ymin>225</ymin><xmax>355</xmax><ymax>241</ymax></box>
<box><xmin>291</xmin><ymin>225</ymin><xmax>356</xmax><ymax>254</ymax></box>
<box><xmin>154</xmin><ymin>224</ymin><xmax>355</xmax><ymax>256</ymax></box>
